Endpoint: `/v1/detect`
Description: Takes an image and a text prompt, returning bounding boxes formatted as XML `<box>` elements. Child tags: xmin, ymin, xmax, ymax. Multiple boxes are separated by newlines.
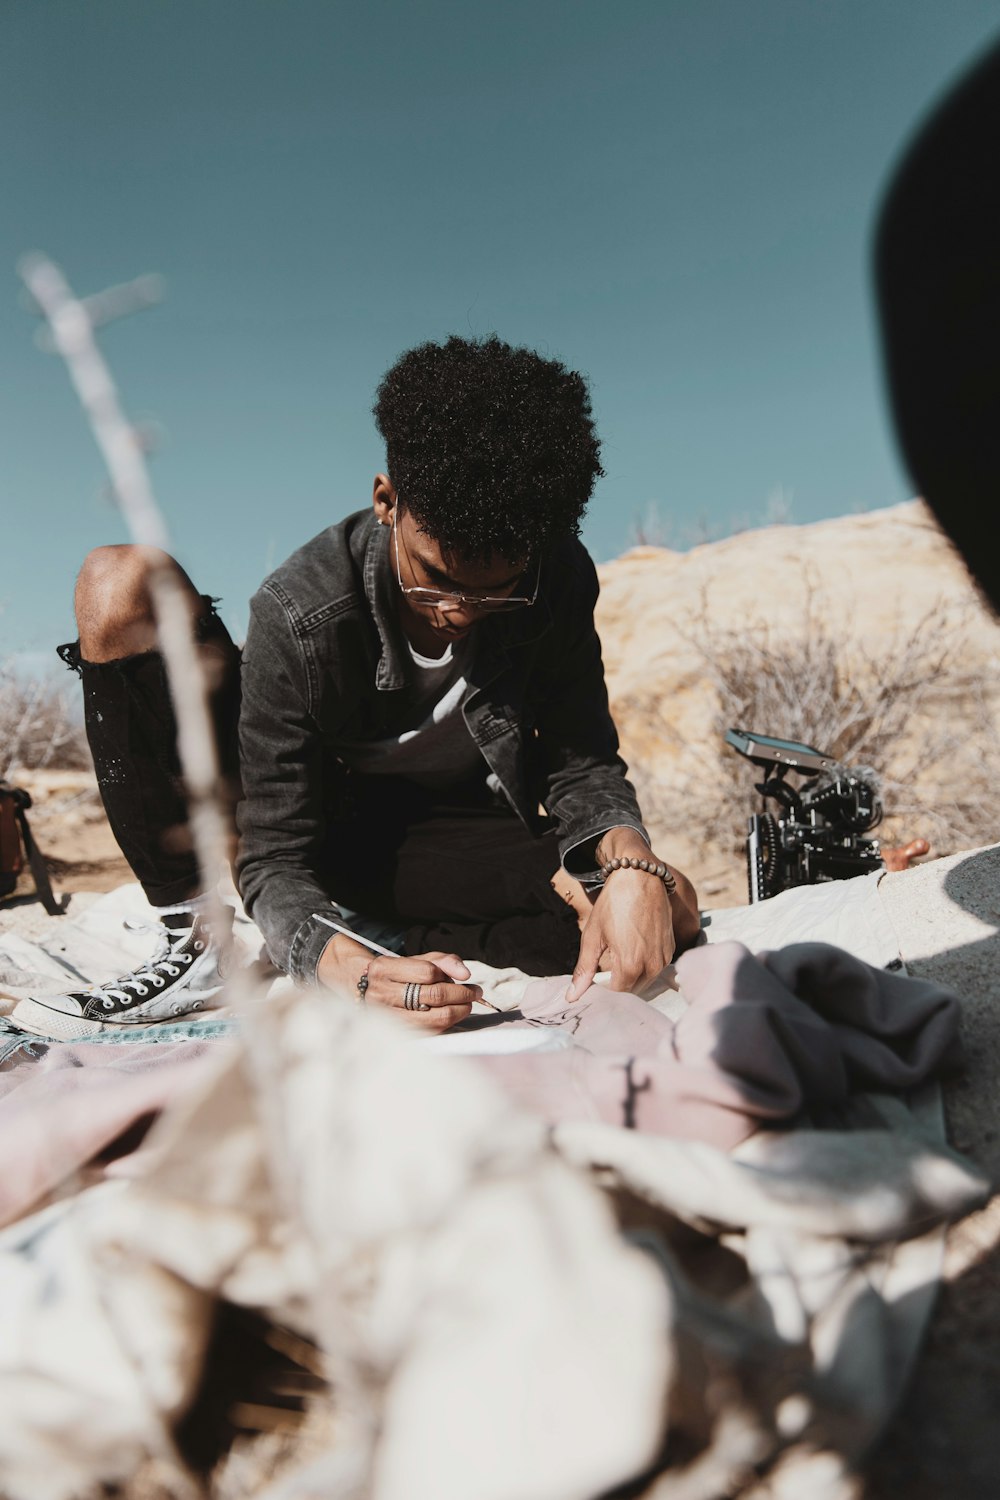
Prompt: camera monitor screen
<box><xmin>725</xmin><ymin>729</ymin><xmax>833</xmax><ymax>772</ymax></box>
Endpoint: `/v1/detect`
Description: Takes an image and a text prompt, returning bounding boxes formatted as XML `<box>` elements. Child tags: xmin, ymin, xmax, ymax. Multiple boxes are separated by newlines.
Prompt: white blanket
<box><xmin>0</xmin><ymin>874</ymin><xmax>988</xmax><ymax>1500</ymax></box>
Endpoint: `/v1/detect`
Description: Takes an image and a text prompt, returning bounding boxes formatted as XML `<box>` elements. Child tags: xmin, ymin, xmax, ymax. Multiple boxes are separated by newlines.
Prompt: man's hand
<box><xmin>565</xmin><ymin>828</ymin><xmax>699</xmax><ymax>1002</ymax></box>
<box><xmin>566</xmin><ymin>870</ymin><xmax>675</xmax><ymax>1001</ymax></box>
<box><xmin>881</xmin><ymin>837</ymin><xmax>930</xmax><ymax>871</ymax></box>
<box><xmin>317</xmin><ymin>933</ymin><xmax>481</xmax><ymax>1033</ymax></box>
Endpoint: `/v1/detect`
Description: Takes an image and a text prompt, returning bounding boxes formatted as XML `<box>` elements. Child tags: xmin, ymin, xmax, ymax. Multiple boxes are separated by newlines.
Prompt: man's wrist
<box><xmin>595</xmin><ymin>827</ymin><xmax>680</xmax><ymax>897</ymax></box>
<box><xmin>316</xmin><ymin>930</ymin><xmax>369</xmax><ymax>987</ymax></box>
<box><xmin>595</xmin><ymin>827</ymin><xmax>655</xmax><ymax>866</ymax></box>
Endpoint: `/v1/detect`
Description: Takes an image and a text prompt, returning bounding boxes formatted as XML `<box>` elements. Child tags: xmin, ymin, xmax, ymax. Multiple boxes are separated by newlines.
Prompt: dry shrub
<box><xmin>0</xmin><ymin>659</ymin><xmax>90</xmax><ymax>779</ymax></box>
<box><xmin>631</xmin><ymin>592</ymin><xmax>1000</xmax><ymax>866</ymax></box>
<box><xmin>629</xmin><ymin>489</ymin><xmax>794</xmax><ymax>550</ymax></box>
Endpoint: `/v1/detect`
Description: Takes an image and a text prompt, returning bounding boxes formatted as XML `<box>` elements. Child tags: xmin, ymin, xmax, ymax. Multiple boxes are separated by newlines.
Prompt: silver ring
<box><xmin>404</xmin><ymin>981</ymin><xmax>430</xmax><ymax>1012</ymax></box>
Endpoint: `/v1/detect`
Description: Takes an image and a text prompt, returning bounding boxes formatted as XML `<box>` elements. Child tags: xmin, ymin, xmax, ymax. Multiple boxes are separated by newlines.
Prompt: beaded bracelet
<box><xmin>600</xmin><ymin>856</ymin><xmax>677</xmax><ymax>893</ymax></box>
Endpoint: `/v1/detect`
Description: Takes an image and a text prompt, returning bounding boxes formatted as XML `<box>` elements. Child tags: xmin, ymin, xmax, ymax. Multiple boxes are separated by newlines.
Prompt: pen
<box><xmin>313</xmin><ymin>913</ymin><xmax>399</xmax><ymax>957</ymax></box>
<box><xmin>312</xmin><ymin>913</ymin><xmax>499</xmax><ymax>1010</ymax></box>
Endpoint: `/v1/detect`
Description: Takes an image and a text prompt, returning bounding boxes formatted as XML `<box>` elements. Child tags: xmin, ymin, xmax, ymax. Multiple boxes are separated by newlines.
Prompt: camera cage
<box><xmin>725</xmin><ymin>727</ymin><xmax>884</xmax><ymax>904</ymax></box>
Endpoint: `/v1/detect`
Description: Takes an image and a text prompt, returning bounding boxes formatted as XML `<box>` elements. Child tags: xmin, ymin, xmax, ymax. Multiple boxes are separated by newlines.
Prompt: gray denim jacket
<box><xmin>236</xmin><ymin>509</ymin><xmax>647</xmax><ymax>980</ymax></box>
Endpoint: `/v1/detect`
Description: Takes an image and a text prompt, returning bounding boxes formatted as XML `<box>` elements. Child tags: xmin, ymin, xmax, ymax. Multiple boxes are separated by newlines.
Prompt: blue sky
<box><xmin>3</xmin><ymin>0</ymin><xmax>999</xmax><ymax>658</ymax></box>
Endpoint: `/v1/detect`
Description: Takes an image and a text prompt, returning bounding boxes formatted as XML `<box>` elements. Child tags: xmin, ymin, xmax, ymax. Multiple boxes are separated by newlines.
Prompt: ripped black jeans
<box><xmin>59</xmin><ymin>606</ymin><xmax>582</xmax><ymax>975</ymax></box>
<box><xmin>59</xmin><ymin>600</ymin><xmax>243</xmax><ymax>909</ymax></box>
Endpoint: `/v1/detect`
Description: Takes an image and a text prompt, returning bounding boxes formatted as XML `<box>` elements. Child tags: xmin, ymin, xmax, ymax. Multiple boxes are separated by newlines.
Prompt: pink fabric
<box><xmin>0</xmin><ymin>940</ymin><xmax>964</xmax><ymax>1228</ymax></box>
<box><xmin>472</xmin><ymin>941</ymin><xmax>963</xmax><ymax>1149</ymax></box>
<box><xmin>0</xmin><ymin>1040</ymin><xmax>227</xmax><ymax>1228</ymax></box>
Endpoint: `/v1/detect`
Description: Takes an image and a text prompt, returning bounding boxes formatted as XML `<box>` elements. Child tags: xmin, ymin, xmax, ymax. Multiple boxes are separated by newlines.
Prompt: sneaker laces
<box><xmin>82</xmin><ymin>918</ymin><xmax>201</xmax><ymax>1009</ymax></box>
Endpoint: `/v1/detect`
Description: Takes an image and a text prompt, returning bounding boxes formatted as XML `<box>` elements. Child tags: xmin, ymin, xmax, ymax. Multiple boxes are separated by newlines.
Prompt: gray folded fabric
<box><xmin>471</xmin><ymin>941</ymin><xmax>963</xmax><ymax>1148</ymax></box>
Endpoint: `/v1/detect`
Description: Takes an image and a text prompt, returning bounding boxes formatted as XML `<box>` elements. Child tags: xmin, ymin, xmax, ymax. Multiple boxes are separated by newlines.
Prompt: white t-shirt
<box><xmin>335</xmin><ymin>636</ymin><xmax>484</xmax><ymax>790</ymax></box>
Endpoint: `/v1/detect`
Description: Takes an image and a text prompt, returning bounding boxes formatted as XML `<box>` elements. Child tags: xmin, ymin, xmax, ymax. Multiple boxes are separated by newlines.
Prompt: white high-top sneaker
<box><xmin>13</xmin><ymin>907</ymin><xmax>233</xmax><ymax>1039</ymax></box>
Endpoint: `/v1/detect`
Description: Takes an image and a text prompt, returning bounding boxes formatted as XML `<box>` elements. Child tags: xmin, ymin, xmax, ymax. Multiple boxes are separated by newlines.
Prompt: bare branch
<box><xmin>20</xmin><ymin>254</ymin><xmax>232</xmax><ymax>947</ymax></box>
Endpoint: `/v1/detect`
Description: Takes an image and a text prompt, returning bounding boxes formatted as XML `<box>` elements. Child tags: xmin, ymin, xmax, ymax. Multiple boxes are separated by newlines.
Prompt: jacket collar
<box><xmin>362</xmin><ymin>513</ymin><xmax>409</xmax><ymax>692</ymax></box>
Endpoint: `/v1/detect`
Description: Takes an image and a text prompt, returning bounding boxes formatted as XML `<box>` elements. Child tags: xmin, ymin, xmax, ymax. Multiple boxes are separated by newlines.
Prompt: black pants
<box><xmin>59</xmin><ymin>608</ymin><xmax>581</xmax><ymax>975</ymax></box>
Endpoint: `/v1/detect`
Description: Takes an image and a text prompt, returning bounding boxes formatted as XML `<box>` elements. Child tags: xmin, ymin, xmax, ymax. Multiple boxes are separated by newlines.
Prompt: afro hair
<box><xmin>373</xmin><ymin>335</ymin><xmax>603</xmax><ymax>563</ymax></box>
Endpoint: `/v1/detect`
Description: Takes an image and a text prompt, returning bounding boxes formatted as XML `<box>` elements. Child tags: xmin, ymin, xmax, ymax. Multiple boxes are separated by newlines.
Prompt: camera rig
<box><xmin>724</xmin><ymin>728</ymin><xmax>884</xmax><ymax>904</ymax></box>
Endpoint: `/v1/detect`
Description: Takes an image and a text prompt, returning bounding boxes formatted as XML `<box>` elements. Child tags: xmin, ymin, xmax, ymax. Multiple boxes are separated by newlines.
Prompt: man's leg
<box><xmin>385</xmin><ymin>801</ymin><xmax>699</xmax><ymax>977</ymax></box>
<box><xmin>317</xmin><ymin>788</ymin><xmax>581</xmax><ymax>975</ymax></box>
<box><xmin>391</xmin><ymin>804</ymin><xmax>583</xmax><ymax>975</ymax></box>
<box><xmin>66</xmin><ymin>544</ymin><xmax>241</xmax><ymax>903</ymax></box>
<box><xmin>18</xmin><ymin>546</ymin><xmax>242</xmax><ymax>1036</ymax></box>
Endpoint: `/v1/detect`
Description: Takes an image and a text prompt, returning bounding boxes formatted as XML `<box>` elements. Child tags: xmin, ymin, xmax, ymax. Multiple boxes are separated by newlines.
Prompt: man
<box><xmin>28</xmin><ymin>336</ymin><xmax>698</xmax><ymax>1036</ymax></box>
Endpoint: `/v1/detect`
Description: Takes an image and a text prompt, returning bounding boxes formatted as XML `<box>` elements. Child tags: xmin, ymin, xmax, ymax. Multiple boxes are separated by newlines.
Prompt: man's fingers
<box><xmin>566</xmin><ymin>919</ymin><xmax>606</xmax><ymax>1003</ymax></box>
<box><xmin>393</xmin><ymin>957</ymin><xmax>459</xmax><ymax>985</ymax></box>
<box><xmin>365</xmin><ymin>966</ymin><xmax>480</xmax><ymax>1011</ymax></box>
<box><xmin>609</xmin><ymin>959</ymin><xmax>644</xmax><ymax>994</ymax></box>
<box><xmin>420</xmin><ymin>950</ymin><xmax>472</xmax><ymax>982</ymax></box>
<box><xmin>396</xmin><ymin>1001</ymin><xmax>473</xmax><ymax>1033</ymax></box>
<box><xmin>366</xmin><ymin>954</ymin><xmax>480</xmax><ymax>1008</ymax></box>
<box><xmin>380</xmin><ymin>953</ymin><xmax>474</xmax><ymax>986</ymax></box>
<box><xmin>415</xmin><ymin>981</ymin><xmax>482</xmax><ymax>1009</ymax></box>
<box><xmin>393</xmin><ymin>951</ymin><xmax>480</xmax><ymax>1007</ymax></box>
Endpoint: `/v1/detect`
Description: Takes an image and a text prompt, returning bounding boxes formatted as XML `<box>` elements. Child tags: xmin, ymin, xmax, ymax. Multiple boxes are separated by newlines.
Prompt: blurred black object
<box><xmin>725</xmin><ymin>729</ymin><xmax>883</xmax><ymax>904</ymax></box>
<box><xmin>877</xmin><ymin>40</ymin><xmax>1000</xmax><ymax>614</ymax></box>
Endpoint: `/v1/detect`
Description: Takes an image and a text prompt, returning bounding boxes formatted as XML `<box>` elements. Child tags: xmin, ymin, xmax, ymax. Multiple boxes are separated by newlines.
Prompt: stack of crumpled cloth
<box><xmin>476</xmin><ymin>940</ymin><xmax>964</xmax><ymax>1146</ymax></box>
<box><xmin>0</xmin><ymin>876</ymin><xmax>989</xmax><ymax>1500</ymax></box>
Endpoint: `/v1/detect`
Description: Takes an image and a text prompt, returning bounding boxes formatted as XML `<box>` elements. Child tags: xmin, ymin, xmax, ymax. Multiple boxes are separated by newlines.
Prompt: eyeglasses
<box><xmin>392</xmin><ymin>512</ymin><xmax>539</xmax><ymax>613</ymax></box>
